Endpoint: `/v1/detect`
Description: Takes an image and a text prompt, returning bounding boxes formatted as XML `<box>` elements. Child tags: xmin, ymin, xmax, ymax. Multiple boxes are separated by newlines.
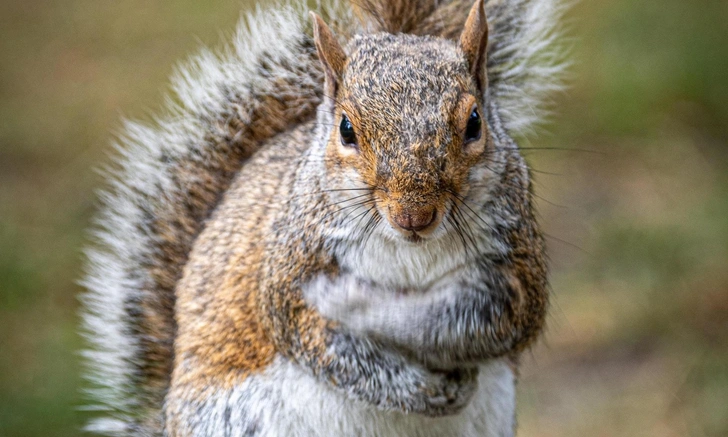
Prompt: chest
<box><xmin>335</xmin><ymin>232</ymin><xmax>476</xmax><ymax>289</ymax></box>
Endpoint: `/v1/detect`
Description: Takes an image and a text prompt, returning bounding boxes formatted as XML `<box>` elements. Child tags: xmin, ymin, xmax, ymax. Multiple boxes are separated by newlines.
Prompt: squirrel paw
<box><xmin>327</xmin><ymin>330</ymin><xmax>478</xmax><ymax>418</ymax></box>
<box><xmin>413</xmin><ymin>367</ymin><xmax>479</xmax><ymax>417</ymax></box>
<box><xmin>422</xmin><ymin>368</ymin><xmax>478</xmax><ymax>417</ymax></box>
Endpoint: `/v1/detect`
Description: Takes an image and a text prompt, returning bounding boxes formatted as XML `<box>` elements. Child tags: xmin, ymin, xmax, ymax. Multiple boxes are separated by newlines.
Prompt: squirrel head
<box><xmin>312</xmin><ymin>0</ymin><xmax>492</xmax><ymax>243</ymax></box>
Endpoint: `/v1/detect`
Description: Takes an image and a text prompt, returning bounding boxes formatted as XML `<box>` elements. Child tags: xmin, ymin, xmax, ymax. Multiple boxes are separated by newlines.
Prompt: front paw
<box><xmin>413</xmin><ymin>367</ymin><xmax>479</xmax><ymax>417</ymax></box>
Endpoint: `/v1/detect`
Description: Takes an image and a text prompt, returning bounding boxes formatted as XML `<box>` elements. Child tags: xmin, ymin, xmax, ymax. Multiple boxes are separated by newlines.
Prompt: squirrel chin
<box><xmin>381</xmin><ymin>221</ymin><xmax>444</xmax><ymax>244</ymax></box>
<box><xmin>381</xmin><ymin>230</ymin><xmax>435</xmax><ymax>246</ymax></box>
<box><xmin>403</xmin><ymin>233</ymin><xmax>428</xmax><ymax>244</ymax></box>
<box><xmin>382</xmin><ymin>230</ymin><xmax>446</xmax><ymax>248</ymax></box>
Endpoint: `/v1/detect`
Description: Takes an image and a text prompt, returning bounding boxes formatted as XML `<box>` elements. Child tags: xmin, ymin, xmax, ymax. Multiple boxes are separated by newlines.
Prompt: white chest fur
<box><xmin>335</xmin><ymin>228</ymin><xmax>505</xmax><ymax>290</ymax></box>
<box><xmin>330</xmin><ymin>199</ymin><xmax>507</xmax><ymax>290</ymax></box>
<box><xmin>234</xmin><ymin>357</ymin><xmax>515</xmax><ymax>437</ymax></box>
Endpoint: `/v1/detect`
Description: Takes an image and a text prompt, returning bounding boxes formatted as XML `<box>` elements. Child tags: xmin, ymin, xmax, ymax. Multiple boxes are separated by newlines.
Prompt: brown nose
<box><xmin>392</xmin><ymin>207</ymin><xmax>437</xmax><ymax>232</ymax></box>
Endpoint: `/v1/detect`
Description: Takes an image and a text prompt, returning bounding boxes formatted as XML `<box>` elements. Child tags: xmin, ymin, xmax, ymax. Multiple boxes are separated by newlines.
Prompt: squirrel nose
<box><xmin>392</xmin><ymin>207</ymin><xmax>437</xmax><ymax>232</ymax></box>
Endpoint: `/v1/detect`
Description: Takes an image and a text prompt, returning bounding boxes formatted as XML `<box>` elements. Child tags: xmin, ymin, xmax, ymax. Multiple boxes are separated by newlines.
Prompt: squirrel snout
<box><xmin>391</xmin><ymin>206</ymin><xmax>437</xmax><ymax>232</ymax></box>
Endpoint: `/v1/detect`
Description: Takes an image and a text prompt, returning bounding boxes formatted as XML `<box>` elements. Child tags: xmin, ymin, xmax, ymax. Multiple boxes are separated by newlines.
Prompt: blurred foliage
<box><xmin>0</xmin><ymin>0</ymin><xmax>726</xmax><ymax>436</ymax></box>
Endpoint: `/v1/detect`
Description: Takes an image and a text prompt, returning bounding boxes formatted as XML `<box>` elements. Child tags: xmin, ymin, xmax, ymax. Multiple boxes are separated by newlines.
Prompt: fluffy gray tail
<box><xmin>81</xmin><ymin>1</ymin><xmax>565</xmax><ymax>435</ymax></box>
<box><xmin>81</xmin><ymin>5</ymin><xmax>332</xmax><ymax>435</ymax></box>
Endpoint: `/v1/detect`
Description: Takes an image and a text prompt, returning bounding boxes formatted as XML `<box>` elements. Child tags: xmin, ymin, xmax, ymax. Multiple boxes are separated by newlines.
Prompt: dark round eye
<box><xmin>339</xmin><ymin>114</ymin><xmax>357</xmax><ymax>146</ymax></box>
<box><xmin>464</xmin><ymin>108</ymin><xmax>482</xmax><ymax>143</ymax></box>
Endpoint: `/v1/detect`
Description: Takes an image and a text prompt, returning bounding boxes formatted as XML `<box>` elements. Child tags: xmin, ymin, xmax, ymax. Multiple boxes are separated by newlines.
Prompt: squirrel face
<box><xmin>333</xmin><ymin>35</ymin><xmax>487</xmax><ymax>241</ymax></box>
<box><xmin>312</xmin><ymin>3</ymin><xmax>490</xmax><ymax>243</ymax></box>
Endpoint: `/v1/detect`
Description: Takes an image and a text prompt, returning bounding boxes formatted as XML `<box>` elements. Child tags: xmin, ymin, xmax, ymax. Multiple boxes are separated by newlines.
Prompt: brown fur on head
<box><xmin>312</xmin><ymin>0</ymin><xmax>490</xmax><ymax>242</ymax></box>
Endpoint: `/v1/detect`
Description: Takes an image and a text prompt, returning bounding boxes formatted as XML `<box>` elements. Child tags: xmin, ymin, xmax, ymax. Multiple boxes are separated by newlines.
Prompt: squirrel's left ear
<box><xmin>311</xmin><ymin>12</ymin><xmax>346</xmax><ymax>100</ymax></box>
<box><xmin>459</xmin><ymin>0</ymin><xmax>489</xmax><ymax>93</ymax></box>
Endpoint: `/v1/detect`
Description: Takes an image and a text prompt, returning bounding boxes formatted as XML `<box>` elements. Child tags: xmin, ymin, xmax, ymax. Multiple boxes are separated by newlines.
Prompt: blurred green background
<box><xmin>0</xmin><ymin>0</ymin><xmax>726</xmax><ymax>436</ymax></box>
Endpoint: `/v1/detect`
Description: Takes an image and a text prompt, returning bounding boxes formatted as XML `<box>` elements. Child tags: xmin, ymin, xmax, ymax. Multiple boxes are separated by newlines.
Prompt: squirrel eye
<box><xmin>464</xmin><ymin>108</ymin><xmax>482</xmax><ymax>143</ymax></box>
<box><xmin>339</xmin><ymin>114</ymin><xmax>357</xmax><ymax>147</ymax></box>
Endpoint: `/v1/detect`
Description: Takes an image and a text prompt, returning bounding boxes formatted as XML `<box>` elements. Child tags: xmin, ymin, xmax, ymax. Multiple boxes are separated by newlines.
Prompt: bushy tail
<box><xmin>81</xmin><ymin>4</ymin><xmax>335</xmax><ymax>435</ymax></box>
<box><xmin>81</xmin><ymin>0</ymin><xmax>565</xmax><ymax>435</ymax></box>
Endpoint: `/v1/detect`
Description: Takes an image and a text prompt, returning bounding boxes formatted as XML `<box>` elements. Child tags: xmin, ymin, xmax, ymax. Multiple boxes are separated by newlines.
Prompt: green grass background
<box><xmin>0</xmin><ymin>0</ymin><xmax>726</xmax><ymax>436</ymax></box>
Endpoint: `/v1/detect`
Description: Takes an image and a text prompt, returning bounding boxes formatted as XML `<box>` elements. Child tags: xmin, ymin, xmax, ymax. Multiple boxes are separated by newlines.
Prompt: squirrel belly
<box><xmin>167</xmin><ymin>356</ymin><xmax>515</xmax><ymax>437</ymax></box>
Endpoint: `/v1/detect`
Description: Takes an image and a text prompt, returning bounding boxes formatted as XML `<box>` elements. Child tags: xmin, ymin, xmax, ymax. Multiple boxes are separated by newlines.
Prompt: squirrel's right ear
<box><xmin>311</xmin><ymin>12</ymin><xmax>346</xmax><ymax>99</ymax></box>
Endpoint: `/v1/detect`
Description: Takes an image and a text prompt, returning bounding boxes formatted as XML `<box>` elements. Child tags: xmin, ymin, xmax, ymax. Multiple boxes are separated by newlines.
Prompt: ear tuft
<box><xmin>459</xmin><ymin>0</ymin><xmax>489</xmax><ymax>92</ymax></box>
<box><xmin>310</xmin><ymin>12</ymin><xmax>346</xmax><ymax>98</ymax></box>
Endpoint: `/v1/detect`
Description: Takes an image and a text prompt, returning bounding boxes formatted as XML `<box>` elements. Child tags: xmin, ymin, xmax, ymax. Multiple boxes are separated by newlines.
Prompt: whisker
<box><xmin>448</xmin><ymin>204</ymin><xmax>474</xmax><ymax>260</ymax></box>
<box><xmin>446</xmin><ymin>189</ymin><xmax>496</xmax><ymax>234</ymax></box>
<box><xmin>452</xmin><ymin>203</ymin><xmax>480</xmax><ymax>257</ymax></box>
<box><xmin>358</xmin><ymin>208</ymin><xmax>379</xmax><ymax>247</ymax></box>
<box><xmin>543</xmin><ymin>233</ymin><xmax>590</xmax><ymax>255</ymax></box>
<box><xmin>495</xmin><ymin>146</ymin><xmax>605</xmax><ymax>155</ymax></box>
<box><xmin>285</xmin><ymin>187</ymin><xmax>373</xmax><ymax>201</ymax></box>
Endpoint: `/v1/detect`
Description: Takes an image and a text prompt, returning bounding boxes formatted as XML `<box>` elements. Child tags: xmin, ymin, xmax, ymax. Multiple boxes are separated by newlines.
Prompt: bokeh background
<box><xmin>1</xmin><ymin>0</ymin><xmax>726</xmax><ymax>435</ymax></box>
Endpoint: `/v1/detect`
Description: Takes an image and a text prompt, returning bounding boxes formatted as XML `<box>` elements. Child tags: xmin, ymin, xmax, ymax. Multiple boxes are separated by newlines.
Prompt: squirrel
<box><xmin>81</xmin><ymin>0</ymin><xmax>566</xmax><ymax>436</ymax></box>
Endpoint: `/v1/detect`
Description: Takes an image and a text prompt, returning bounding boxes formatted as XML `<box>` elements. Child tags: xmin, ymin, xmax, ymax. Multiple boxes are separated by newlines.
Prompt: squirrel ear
<box><xmin>459</xmin><ymin>0</ymin><xmax>489</xmax><ymax>93</ymax></box>
<box><xmin>310</xmin><ymin>12</ymin><xmax>346</xmax><ymax>99</ymax></box>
